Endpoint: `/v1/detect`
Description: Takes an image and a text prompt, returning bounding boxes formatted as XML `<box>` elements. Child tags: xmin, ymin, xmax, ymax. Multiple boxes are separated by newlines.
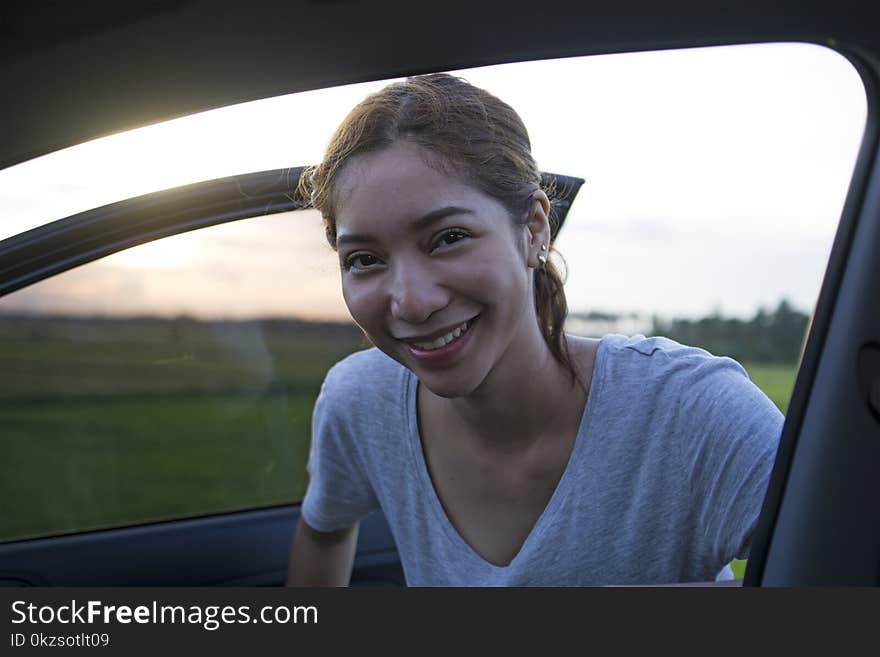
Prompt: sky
<box><xmin>0</xmin><ymin>42</ymin><xmax>867</xmax><ymax>323</ymax></box>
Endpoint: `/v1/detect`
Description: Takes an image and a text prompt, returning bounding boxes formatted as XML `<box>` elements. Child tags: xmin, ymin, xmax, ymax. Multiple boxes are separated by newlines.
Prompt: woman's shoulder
<box><xmin>320</xmin><ymin>347</ymin><xmax>410</xmax><ymax>399</ymax></box>
<box><xmin>598</xmin><ymin>333</ymin><xmax>711</xmax><ymax>357</ymax></box>
<box><xmin>589</xmin><ymin>333</ymin><xmax>751</xmax><ymax>392</ymax></box>
<box><xmin>596</xmin><ymin>333</ymin><xmax>741</xmax><ymax>366</ymax></box>
<box><xmin>588</xmin><ymin>333</ymin><xmax>781</xmax><ymax>437</ymax></box>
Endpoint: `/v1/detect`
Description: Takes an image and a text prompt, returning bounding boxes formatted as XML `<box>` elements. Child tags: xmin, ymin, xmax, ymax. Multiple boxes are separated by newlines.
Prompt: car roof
<box><xmin>2</xmin><ymin>0</ymin><xmax>878</xmax><ymax>171</ymax></box>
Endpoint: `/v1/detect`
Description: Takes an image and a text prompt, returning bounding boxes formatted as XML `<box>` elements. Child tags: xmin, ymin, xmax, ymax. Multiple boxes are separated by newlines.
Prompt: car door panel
<box><xmin>746</xmin><ymin>100</ymin><xmax>880</xmax><ymax>584</ymax></box>
<box><xmin>0</xmin><ymin>508</ymin><xmax>404</xmax><ymax>587</ymax></box>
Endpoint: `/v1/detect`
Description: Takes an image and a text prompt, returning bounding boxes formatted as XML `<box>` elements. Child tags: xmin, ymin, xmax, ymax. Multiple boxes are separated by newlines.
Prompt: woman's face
<box><xmin>333</xmin><ymin>141</ymin><xmax>551</xmax><ymax>399</ymax></box>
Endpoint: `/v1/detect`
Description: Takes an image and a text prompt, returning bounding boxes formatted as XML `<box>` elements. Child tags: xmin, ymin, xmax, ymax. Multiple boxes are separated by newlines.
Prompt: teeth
<box><xmin>413</xmin><ymin>321</ymin><xmax>470</xmax><ymax>351</ymax></box>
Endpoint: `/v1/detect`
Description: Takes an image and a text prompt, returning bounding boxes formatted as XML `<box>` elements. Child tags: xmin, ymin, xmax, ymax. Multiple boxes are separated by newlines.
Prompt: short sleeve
<box><xmin>300</xmin><ymin>367</ymin><xmax>380</xmax><ymax>532</ymax></box>
<box><xmin>676</xmin><ymin>355</ymin><xmax>784</xmax><ymax>568</ymax></box>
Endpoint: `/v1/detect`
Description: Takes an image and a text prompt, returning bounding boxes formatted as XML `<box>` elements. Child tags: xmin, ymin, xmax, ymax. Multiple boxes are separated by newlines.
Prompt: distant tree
<box><xmin>651</xmin><ymin>298</ymin><xmax>809</xmax><ymax>364</ymax></box>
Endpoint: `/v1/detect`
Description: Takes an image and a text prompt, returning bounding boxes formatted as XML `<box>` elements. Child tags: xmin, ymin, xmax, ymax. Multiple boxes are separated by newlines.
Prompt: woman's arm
<box><xmin>286</xmin><ymin>515</ymin><xmax>360</xmax><ymax>586</ymax></box>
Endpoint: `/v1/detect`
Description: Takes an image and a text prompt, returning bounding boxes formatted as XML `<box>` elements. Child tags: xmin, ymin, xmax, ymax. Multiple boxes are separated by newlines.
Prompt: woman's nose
<box><xmin>389</xmin><ymin>261</ymin><xmax>449</xmax><ymax>324</ymax></box>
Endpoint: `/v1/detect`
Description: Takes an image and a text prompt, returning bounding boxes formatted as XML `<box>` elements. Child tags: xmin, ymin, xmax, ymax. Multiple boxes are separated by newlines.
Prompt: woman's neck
<box><xmin>423</xmin><ymin>332</ymin><xmax>592</xmax><ymax>455</ymax></box>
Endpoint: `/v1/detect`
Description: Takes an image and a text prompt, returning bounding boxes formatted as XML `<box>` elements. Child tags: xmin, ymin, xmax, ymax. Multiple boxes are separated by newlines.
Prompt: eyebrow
<box><xmin>336</xmin><ymin>206</ymin><xmax>474</xmax><ymax>247</ymax></box>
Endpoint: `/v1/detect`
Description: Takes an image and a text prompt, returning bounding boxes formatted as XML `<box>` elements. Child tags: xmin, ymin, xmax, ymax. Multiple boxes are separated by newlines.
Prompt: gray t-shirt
<box><xmin>301</xmin><ymin>334</ymin><xmax>783</xmax><ymax>585</ymax></box>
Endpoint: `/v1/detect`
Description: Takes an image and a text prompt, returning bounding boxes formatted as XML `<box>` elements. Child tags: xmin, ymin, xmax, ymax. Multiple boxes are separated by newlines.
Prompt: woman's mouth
<box><xmin>404</xmin><ymin>316</ymin><xmax>478</xmax><ymax>362</ymax></box>
<box><xmin>411</xmin><ymin>319</ymin><xmax>471</xmax><ymax>350</ymax></box>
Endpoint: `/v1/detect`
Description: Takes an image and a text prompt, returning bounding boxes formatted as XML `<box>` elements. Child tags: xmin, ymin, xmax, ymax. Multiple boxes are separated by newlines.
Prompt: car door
<box><xmin>0</xmin><ymin>165</ymin><xmax>582</xmax><ymax>586</ymax></box>
<box><xmin>744</xmin><ymin>68</ymin><xmax>880</xmax><ymax>584</ymax></box>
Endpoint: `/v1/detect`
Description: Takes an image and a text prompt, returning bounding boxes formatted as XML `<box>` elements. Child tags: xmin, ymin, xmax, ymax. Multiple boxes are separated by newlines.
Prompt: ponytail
<box><xmin>534</xmin><ymin>248</ymin><xmax>578</xmax><ymax>387</ymax></box>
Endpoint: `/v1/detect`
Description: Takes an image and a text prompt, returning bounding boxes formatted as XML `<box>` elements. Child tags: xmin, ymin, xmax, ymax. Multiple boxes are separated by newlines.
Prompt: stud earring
<box><xmin>538</xmin><ymin>244</ymin><xmax>547</xmax><ymax>265</ymax></box>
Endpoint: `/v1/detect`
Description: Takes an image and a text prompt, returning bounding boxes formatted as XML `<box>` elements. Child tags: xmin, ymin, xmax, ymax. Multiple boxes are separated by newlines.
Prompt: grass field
<box><xmin>1</xmin><ymin>315</ymin><xmax>799</xmax><ymax>580</ymax></box>
<box><xmin>740</xmin><ymin>362</ymin><xmax>797</xmax><ymax>414</ymax></box>
<box><xmin>0</xmin><ymin>316</ymin><xmax>365</xmax><ymax>541</ymax></box>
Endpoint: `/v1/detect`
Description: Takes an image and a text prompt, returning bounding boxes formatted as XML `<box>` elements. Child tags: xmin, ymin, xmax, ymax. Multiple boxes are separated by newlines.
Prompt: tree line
<box><xmin>650</xmin><ymin>299</ymin><xmax>810</xmax><ymax>365</ymax></box>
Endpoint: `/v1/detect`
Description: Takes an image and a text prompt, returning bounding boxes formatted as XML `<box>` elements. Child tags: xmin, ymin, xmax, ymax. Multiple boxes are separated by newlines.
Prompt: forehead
<box><xmin>333</xmin><ymin>142</ymin><xmax>480</xmax><ymax>225</ymax></box>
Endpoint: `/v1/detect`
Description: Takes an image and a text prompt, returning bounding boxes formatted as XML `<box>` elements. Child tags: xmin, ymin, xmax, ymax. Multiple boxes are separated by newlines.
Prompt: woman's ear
<box><xmin>525</xmin><ymin>189</ymin><xmax>552</xmax><ymax>268</ymax></box>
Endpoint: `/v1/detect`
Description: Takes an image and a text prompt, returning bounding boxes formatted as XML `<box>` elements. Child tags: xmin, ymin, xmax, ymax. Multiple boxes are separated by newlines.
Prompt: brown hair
<box><xmin>299</xmin><ymin>73</ymin><xmax>576</xmax><ymax>382</ymax></box>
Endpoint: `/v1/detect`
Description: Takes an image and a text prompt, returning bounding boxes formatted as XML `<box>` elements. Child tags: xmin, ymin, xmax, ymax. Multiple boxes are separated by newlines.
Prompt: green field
<box><xmin>740</xmin><ymin>362</ymin><xmax>797</xmax><ymax>414</ymax></box>
<box><xmin>1</xmin><ymin>316</ymin><xmax>798</xmax><ymax>582</ymax></box>
<box><xmin>0</xmin><ymin>316</ymin><xmax>365</xmax><ymax>541</ymax></box>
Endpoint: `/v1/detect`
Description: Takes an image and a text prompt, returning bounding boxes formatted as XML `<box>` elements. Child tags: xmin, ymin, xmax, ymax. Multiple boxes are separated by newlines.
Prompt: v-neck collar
<box><xmin>403</xmin><ymin>336</ymin><xmax>607</xmax><ymax>571</ymax></box>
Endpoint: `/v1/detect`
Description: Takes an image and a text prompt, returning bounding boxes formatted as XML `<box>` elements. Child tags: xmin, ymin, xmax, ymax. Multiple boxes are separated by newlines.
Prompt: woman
<box><xmin>286</xmin><ymin>73</ymin><xmax>783</xmax><ymax>586</ymax></box>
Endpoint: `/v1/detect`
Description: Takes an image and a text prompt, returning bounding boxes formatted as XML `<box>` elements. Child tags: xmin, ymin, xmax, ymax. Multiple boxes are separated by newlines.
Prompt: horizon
<box><xmin>0</xmin><ymin>294</ymin><xmax>810</xmax><ymax>324</ymax></box>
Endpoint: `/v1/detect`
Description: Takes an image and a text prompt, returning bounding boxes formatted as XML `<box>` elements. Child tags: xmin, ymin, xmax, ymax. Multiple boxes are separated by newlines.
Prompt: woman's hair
<box><xmin>299</xmin><ymin>73</ymin><xmax>576</xmax><ymax>382</ymax></box>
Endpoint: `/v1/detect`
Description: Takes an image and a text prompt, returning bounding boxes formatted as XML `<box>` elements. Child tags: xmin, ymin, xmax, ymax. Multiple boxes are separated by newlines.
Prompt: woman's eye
<box><xmin>432</xmin><ymin>230</ymin><xmax>469</xmax><ymax>251</ymax></box>
<box><xmin>344</xmin><ymin>253</ymin><xmax>381</xmax><ymax>271</ymax></box>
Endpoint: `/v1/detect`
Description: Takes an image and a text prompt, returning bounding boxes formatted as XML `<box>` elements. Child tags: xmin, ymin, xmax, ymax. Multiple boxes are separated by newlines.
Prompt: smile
<box><xmin>410</xmin><ymin>320</ymin><xmax>472</xmax><ymax>351</ymax></box>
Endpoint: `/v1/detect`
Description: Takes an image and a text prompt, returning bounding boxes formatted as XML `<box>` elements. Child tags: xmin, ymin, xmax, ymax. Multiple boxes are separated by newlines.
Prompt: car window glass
<box><xmin>1</xmin><ymin>210</ymin><xmax>362</xmax><ymax>542</ymax></box>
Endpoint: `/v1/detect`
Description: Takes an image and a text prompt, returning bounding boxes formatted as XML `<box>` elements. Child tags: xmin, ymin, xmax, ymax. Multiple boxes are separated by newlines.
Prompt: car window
<box><xmin>0</xmin><ymin>210</ymin><xmax>364</xmax><ymax>542</ymax></box>
<box><xmin>0</xmin><ymin>42</ymin><xmax>866</xmax><ymax>576</ymax></box>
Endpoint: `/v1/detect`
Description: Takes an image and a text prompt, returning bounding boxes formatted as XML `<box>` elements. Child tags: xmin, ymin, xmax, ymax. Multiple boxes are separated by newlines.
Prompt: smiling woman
<box><xmin>331</xmin><ymin>141</ymin><xmax>561</xmax><ymax>399</ymax></box>
<box><xmin>286</xmin><ymin>73</ymin><xmax>784</xmax><ymax>586</ymax></box>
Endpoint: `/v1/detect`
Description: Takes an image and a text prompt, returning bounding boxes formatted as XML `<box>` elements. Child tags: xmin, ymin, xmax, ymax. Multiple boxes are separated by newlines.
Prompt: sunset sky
<box><xmin>0</xmin><ymin>42</ymin><xmax>867</xmax><ymax>323</ymax></box>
